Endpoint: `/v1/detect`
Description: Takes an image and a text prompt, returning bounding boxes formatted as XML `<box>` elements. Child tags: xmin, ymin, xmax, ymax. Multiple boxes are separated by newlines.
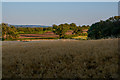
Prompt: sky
<box><xmin>1</xmin><ymin>0</ymin><xmax>120</xmax><ymax>2</ymax></box>
<box><xmin>2</xmin><ymin>2</ymin><xmax>118</xmax><ymax>26</ymax></box>
<box><xmin>0</xmin><ymin>1</ymin><xmax>2</xmax><ymax>23</ymax></box>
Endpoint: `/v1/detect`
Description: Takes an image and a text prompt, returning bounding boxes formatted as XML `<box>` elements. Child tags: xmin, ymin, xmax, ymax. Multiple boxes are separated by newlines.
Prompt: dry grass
<box><xmin>2</xmin><ymin>39</ymin><xmax>119</xmax><ymax>78</ymax></box>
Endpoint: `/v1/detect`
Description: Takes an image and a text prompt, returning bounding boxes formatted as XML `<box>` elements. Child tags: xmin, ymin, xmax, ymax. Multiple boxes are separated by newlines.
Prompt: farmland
<box><xmin>72</xmin><ymin>36</ymin><xmax>88</xmax><ymax>40</ymax></box>
<box><xmin>2</xmin><ymin>38</ymin><xmax>119</xmax><ymax>78</ymax></box>
<box><xmin>18</xmin><ymin>31</ymin><xmax>87</xmax><ymax>41</ymax></box>
<box><xmin>19</xmin><ymin>31</ymin><xmax>59</xmax><ymax>39</ymax></box>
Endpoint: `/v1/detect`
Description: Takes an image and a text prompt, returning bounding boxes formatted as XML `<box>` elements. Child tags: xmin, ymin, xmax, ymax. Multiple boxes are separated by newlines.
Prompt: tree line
<box><xmin>1</xmin><ymin>23</ymin><xmax>89</xmax><ymax>40</ymax></box>
<box><xmin>88</xmin><ymin>16</ymin><xmax>120</xmax><ymax>39</ymax></box>
<box><xmin>0</xmin><ymin>24</ymin><xmax>2</xmax><ymax>40</ymax></box>
<box><xmin>1</xmin><ymin>16</ymin><xmax>120</xmax><ymax>40</ymax></box>
<box><xmin>53</xmin><ymin>23</ymin><xmax>89</xmax><ymax>38</ymax></box>
<box><xmin>17</xmin><ymin>27</ymin><xmax>52</xmax><ymax>34</ymax></box>
<box><xmin>2</xmin><ymin>23</ymin><xmax>19</xmax><ymax>40</ymax></box>
<box><xmin>2</xmin><ymin>23</ymin><xmax>54</xmax><ymax>40</ymax></box>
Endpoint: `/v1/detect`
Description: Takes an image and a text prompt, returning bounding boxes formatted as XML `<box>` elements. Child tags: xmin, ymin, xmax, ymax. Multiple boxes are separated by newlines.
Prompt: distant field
<box><xmin>19</xmin><ymin>34</ymin><xmax>59</xmax><ymax>39</ymax></box>
<box><xmin>18</xmin><ymin>31</ymin><xmax>88</xmax><ymax>40</ymax></box>
<box><xmin>2</xmin><ymin>39</ymin><xmax>119</xmax><ymax>78</ymax></box>
<box><xmin>72</xmin><ymin>36</ymin><xmax>87</xmax><ymax>40</ymax></box>
<box><xmin>19</xmin><ymin>31</ymin><xmax>59</xmax><ymax>39</ymax></box>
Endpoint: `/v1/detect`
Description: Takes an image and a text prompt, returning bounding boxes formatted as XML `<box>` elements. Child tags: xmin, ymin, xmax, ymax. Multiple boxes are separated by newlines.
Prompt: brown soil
<box><xmin>19</xmin><ymin>31</ymin><xmax>59</xmax><ymax>39</ymax></box>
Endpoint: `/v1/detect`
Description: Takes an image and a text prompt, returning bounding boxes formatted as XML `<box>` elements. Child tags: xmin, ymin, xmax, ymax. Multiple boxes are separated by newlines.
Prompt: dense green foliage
<box><xmin>53</xmin><ymin>24</ymin><xmax>69</xmax><ymax>38</ymax></box>
<box><xmin>17</xmin><ymin>27</ymin><xmax>52</xmax><ymax>34</ymax></box>
<box><xmin>53</xmin><ymin>23</ymin><xmax>89</xmax><ymax>38</ymax></box>
<box><xmin>0</xmin><ymin>24</ymin><xmax>1</xmax><ymax>36</ymax></box>
<box><xmin>2</xmin><ymin>23</ymin><xmax>19</xmax><ymax>40</ymax></box>
<box><xmin>88</xmin><ymin>16</ymin><xmax>120</xmax><ymax>39</ymax></box>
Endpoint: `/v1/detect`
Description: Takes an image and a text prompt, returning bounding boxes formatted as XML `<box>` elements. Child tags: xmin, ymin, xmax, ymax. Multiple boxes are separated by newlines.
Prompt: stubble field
<box><xmin>2</xmin><ymin>39</ymin><xmax>119</xmax><ymax>78</ymax></box>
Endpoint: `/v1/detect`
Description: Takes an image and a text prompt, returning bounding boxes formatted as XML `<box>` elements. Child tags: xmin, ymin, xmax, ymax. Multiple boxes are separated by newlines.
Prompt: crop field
<box><xmin>2</xmin><ymin>39</ymin><xmax>119</xmax><ymax>78</ymax></box>
<box><xmin>19</xmin><ymin>31</ymin><xmax>59</xmax><ymax>39</ymax></box>
<box><xmin>72</xmin><ymin>36</ymin><xmax>88</xmax><ymax>40</ymax></box>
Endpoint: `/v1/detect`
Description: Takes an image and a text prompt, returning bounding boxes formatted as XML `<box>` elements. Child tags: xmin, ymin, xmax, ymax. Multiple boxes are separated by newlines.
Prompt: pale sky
<box><xmin>1</xmin><ymin>0</ymin><xmax>119</xmax><ymax>26</ymax></box>
<box><xmin>1</xmin><ymin>0</ymin><xmax>120</xmax><ymax>2</ymax></box>
<box><xmin>0</xmin><ymin>0</ymin><xmax>119</xmax><ymax>25</ymax></box>
<box><xmin>2</xmin><ymin>2</ymin><xmax>118</xmax><ymax>26</ymax></box>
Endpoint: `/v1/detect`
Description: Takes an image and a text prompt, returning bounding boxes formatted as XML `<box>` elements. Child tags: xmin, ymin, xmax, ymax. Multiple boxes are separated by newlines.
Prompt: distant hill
<box><xmin>9</xmin><ymin>24</ymin><xmax>52</xmax><ymax>28</ymax></box>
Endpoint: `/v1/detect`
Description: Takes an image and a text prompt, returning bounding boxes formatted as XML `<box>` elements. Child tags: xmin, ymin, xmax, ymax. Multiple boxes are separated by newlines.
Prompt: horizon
<box><xmin>2</xmin><ymin>2</ymin><xmax>118</xmax><ymax>26</ymax></box>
